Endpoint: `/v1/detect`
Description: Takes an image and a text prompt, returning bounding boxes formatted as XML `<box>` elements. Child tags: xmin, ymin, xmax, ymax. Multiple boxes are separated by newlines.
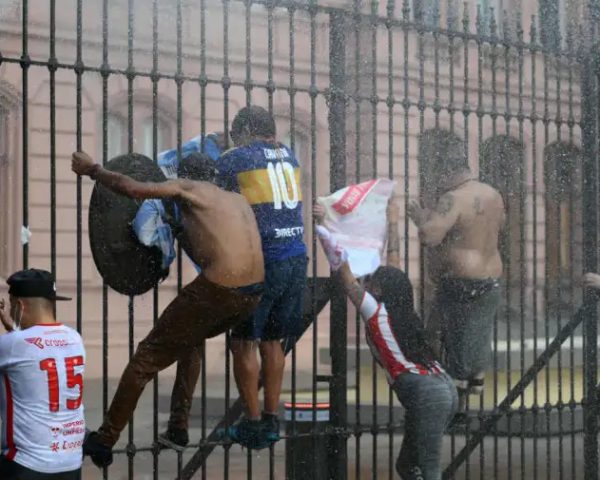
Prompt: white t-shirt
<box><xmin>0</xmin><ymin>323</ymin><xmax>85</xmax><ymax>473</ymax></box>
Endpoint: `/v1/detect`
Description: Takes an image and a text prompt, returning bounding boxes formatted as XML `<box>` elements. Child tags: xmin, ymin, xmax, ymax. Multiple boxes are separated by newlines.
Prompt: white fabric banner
<box><xmin>317</xmin><ymin>178</ymin><xmax>396</xmax><ymax>277</ymax></box>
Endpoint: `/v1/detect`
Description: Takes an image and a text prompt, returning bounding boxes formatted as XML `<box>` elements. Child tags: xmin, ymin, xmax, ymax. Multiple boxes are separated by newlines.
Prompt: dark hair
<box><xmin>231</xmin><ymin>106</ymin><xmax>276</xmax><ymax>139</ymax></box>
<box><xmin>177</xmin><ymin>152</ymin><xmax>217</xmax><ymax>182</ymax></box>
<box><xmin>440</xmin><ymin>134</ymin><xmax>468</xmax><ymax>174</ymax></box>
<box><xmin>368</xmin><ymin>266</ymin><xmax>437</xmax><ymax>368</ymax></box>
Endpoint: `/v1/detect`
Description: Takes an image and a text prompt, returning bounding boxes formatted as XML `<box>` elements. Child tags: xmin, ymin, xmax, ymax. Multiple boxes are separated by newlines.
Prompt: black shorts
<box><xmin>0</xmin><ymin>455</ymin><xmax>80</xmax><ymax>480</ymax></box>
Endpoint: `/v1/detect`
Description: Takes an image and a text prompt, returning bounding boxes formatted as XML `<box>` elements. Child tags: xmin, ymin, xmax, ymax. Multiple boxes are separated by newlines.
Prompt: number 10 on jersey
<box><xmin>267</xmin><ymin>161</ymin><xmax>300</xmax><ymax>210</ymax></box>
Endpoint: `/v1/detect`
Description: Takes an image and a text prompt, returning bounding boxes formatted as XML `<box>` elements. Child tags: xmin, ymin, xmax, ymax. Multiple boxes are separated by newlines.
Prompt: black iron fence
<box><xmin>1</xmin><ymin>0</ymin><xmax>600</xmax><ymax>478</ymax></box>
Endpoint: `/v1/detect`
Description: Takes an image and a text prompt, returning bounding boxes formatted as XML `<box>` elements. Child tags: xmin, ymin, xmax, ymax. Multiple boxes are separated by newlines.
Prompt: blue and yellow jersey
<box><xmin>218</xmin><ymin>141</ymin><xmax>307</xmax><ymax>263</ymax></box>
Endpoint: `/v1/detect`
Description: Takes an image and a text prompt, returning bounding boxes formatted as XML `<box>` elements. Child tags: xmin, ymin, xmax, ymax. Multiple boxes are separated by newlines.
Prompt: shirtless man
<box><xmin>71</xmin><ymin>150</ymin><xmax>265</xmax><ymax>467</ymax></box>
<box><xmin>408</xmin><ymin>149</ymin><xmax>504</xmax><ymax>406</ymax></box>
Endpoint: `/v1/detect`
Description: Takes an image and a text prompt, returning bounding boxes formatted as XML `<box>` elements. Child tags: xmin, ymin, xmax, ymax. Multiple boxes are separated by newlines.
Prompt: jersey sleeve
<box><xmin>359</xmin><ymin>292</ymin><xmax>380</xmax><ymax>322</ymax></box>
<box><xmin>0</xmin><ymin>333</ymin><xmax>17</xmax><ymax>370</ymax></box>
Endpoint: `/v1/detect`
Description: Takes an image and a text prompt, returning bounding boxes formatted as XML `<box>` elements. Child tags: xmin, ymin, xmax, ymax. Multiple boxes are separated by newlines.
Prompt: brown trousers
<box><xmin>98</xmin><ymin>275</ymin><xmax>262</xmax><ymax>446</ymax></box>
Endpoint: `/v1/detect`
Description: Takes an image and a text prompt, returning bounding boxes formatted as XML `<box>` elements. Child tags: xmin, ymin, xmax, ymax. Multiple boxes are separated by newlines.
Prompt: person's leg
<box><xmin>395</xmin><ymin>374</ymin><xmax>456</xmax><ymax>480</ymax></box>
<box><xmin>413</xmin><ymin>376</ymin><xmax>456</xmax><ymax>479</ymax></box>
<box><xmin>259</xmin><ymin>340</ymin><xmax>285</xmax><ymax>415</ymax></box>
<box><xmin>162</xmin><ymin>345</ymin><xmax>203</xmax><ymax>446</ymax></box>
<box><xmin>96</xmin><ymin>276</ymin><xmax>216</xmax><ymax>447</ymax></box>
<box><xmin>231</xmin><ymin>339</ymin><xmax>262</xmax><ymax>419</ymax></box>
<box><xmin>231</xmin><ymin>265</ymin><xmax>279</xmax><ymax>420</ymax></box>
<box><xmin>394</xmin><ymin>375</ymin><xmax>422</xmax><ymax>480</ymax></box>
<box><xmin>260</xmin><ymin>256</ymin><xmax>306</xmax><ymax>436</ymax></box>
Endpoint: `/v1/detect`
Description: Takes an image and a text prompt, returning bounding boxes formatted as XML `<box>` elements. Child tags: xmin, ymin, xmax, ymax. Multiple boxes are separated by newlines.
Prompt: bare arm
<box><xmin>92</xmin><ymin>167</ymin><xmax>185</xmax><ymax>200</ymax></box>
<box><xmin>414</xmin><ymin>193</ymin><xmax>460</xmax><ymax>247</ymax></box>
<box><xmin>337</xmin><ymin>262</ymin><xmax>365</xmax><ymax>309</ymax></box>
<box><xmin>72</xmin><ymin>151</ymin><xmax>188</xmax><ymax>201</ymax></box>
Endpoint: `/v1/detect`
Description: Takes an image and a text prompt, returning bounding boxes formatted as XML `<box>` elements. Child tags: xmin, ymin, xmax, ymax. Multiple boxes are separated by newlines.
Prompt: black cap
<box><xmin>7</xmin><ymin>269</ymin><xmax>71</xmax><ymax>301</ymax></box>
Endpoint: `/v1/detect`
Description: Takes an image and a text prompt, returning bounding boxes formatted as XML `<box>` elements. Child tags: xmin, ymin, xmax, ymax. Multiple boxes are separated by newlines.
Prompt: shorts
<box><xmin>433</xmin><ymin>278</ymin><xmax>501</xmax><ymax>381</ymax></box>
<box><xmin>231</xmin><ymin>255</ymin><xmax>307</xmax><ymax>342</ymax></box>
<box><xmin>0</xmin><ymin>455</ymin><xmax>80</xmax><ymax>480</ymax></box>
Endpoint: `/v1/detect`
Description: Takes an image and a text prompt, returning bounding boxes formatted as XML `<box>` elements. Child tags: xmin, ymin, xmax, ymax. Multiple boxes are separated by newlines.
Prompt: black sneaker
<box><xmin>83</xmin><ymin>430</ymin><xmax>113</xmax><ymax>468</ymax></box>
<box><xmin>261</xmin><ymin>412</ymin><xmax>280</xmax><ymax>444</ymax></box>
<box><xmin>159</xmin><ymin>427</ymin><xmax>189</xmax><ymax>448</ymax></box>
<box><xmin>224</xmin><ymin>417</ymin><xmax>270</xmax><ymax>450</ymax></box>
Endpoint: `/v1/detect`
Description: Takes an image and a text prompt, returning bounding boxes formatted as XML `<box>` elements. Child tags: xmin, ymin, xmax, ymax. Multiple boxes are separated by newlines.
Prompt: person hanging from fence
<box><xmin>407</xmin><ymin>137</ymin><xmax>505</xmax><ymax>412</ymax></box>
<box><xmin>131</xmin><ymin>134</ymin><xmax>225</xmax><ymax>449</ymax></box>
<box><xmin>217</xmin><ymin>105</ymin><xmax>307</xmax><ymax>449</ymax></box>
<box><xmin>71</xmin><ymin>150</ymin><xmax>265</xmax><ymax>468</ymax></box>
<box><xmin>0</xmin><ymin>269</ymin><xmax>85</xmax><ymax>480</ymax></box>
<box><xmin>313</xmin><ymin>203</ymin><xmax>458</xmax><ymax>480</ymax></box>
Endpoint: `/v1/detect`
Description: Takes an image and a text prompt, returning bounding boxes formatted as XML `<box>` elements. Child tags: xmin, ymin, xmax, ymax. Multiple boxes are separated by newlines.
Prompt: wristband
<box><xmin>89</xmin><ymin>164</ymin><xmax>102</xmax><ymax>180</ymax></box>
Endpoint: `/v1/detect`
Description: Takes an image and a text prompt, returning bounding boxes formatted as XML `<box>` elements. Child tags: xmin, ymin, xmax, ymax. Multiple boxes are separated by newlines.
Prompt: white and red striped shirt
<box><xmin>360</xmin><ymin>292</ymin><xmax>443</xmax><ymax>384</ymax></box>
<box><xmin>0</xmin><ymin>323</ymin><xmax>85</xmax><ymax>473</ymax></box>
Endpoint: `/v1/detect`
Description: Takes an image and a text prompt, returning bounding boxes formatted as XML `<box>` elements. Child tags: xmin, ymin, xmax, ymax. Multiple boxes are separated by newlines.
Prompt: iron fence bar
<box><xmin>100</xmin><ymin>0</ymin><xmax>110</xmax><ymax>476</ymax></box>
<box><xmin>175</xmin><ymin>0</ymin><xmax>186</xmax><ymax>475</ymax></box>
<box><xmin>542</xmin><ymin>34</ymin><xmax>552</xmax><ymax>480</ymax></box>
<box><xmin>245</xmin><ymin>0</ymin><xmax>252</xmax><ymax>106</ymax></box>
<box><xmin>126</xmin><ymin>0</ymin><xmax>136</xmax><ymax>475</ymax></box>
<box><xmin>386</xmin><ymin>1</ymin><xmax>395</xmax><ymax>478</ymax></box>
<box><xmin>309</xmin><ymin>2</ymin><xmax>319</xmax><ymax>479</ymax></box>
<box><xmin>555</xmin><ymin>40</ymin><xmax>566</xmax><ymax>480</ymax></box>
<box><xmin>151</xmin><ymin>0</ymin><xmax>160</xmax><ymax>477</ymax></box>
<box><xmin>352</xmin><ymin>3</ymin><xmax>362</xmax><ymax>477</ymax></box>
<box><xmin>515</xmin><ymin>12</ymin><xmax>527</xmax><ymax>480</ymax></box>
<box><xmin>221</xmin><ymin>0</ymin><xmax>232</xmax><ymax>476</ymax></box>
<box><xmin>447</xmin><ymin>0</ymin><xmax>455</xmax><ymax>136</ymax></box>
<box><xmin>20</xmin><ymin>0</ymin><xmax>29</xmax><ymax>269</ymax></box>
<box><xmin>199</xmin><ymin>0</ymin><xmax>208</xmax><ymax>478</ymax></box>
<box><xmin>350</xmin><ymin>2</ymin><xmax>362</xmax><ymax>473</ymax></box>
<box><xmin>401</xmin><ymin>0</ymin><xmax>409</xmax><ymax>276</ymax></box>
<box><xmin>178</xmin><ymin>282</ymin><xmax>331</xmax><ymax>479</ymax></box>
<box><xmin>528</xmin><ymin>15</ymin><xmax>540</xmax><ymax>480</ymax></box>
<box><xmin>49</xmin><ymin>0</ymin><xmax>56</xmax><ymax>285</ymax></box>
<box><xmin>443</xmin><ymin>303</ymin><xmax>595</xmax><ymax>479</ymax></box>
<box><xmin>75</xmin><ymin>0</ymin><xmax>83</xmax><ymax>336</ymax></box>
<box><xmin>328</xmin><ymin>11</ymin><xmax>348</xmax><ymax>479</ymax></box>
<box><xmin>581</xmin><ymin>40</ymin><xmax>600</xmax><ymax>480</ymax></box>
<box><xmin>370</xmin><ymin>1</ymin><xmax>379</xmax><ymax>477</ymax></box>
<box><xmin>565</xmin><ymin>27</ymin><xmax>578</xmax><ymax>480</ymax></box>
<box><xmin>474</xmin><ymin>7</ymin><xmax>495</xmax><ymax>478</ymax></box>
<box><xmin>416</xmin><ymin>0</ymin><xmax>426</xmax><ymax>366</ymax></box>
<box><xmin>266</xmin><ymin>0</ymin><xmax>274</xmax><ymax>114</ymax></box>
<box><xmin>287</xmin><ymin>5</ymin><xmax>297</xmax><ymax>479</ymax></box>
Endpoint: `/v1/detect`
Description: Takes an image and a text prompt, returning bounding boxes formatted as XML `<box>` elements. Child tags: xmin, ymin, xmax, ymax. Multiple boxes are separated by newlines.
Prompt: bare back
<box><xmin>435</xmin><ymin>180</ymin><xmax>504</xmax><ymax>280</ymax></box>
<box><xmin>176</xmin><ymin>181</ymin><xmax>264</xmax><ymax>287</ymax></box>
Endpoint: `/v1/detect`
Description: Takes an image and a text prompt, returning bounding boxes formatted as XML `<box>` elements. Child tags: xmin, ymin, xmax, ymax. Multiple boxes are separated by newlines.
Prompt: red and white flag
<box><xmin>317</xmin><ymin>178</ymin><xmax>396</xmax><ymax>277</ymax></box>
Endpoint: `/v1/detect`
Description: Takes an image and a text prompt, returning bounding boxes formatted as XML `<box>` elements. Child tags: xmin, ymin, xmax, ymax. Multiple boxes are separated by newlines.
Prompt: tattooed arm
<box><xmin>415</xmin><ymin>192</ymin><xmax>460</xmax><ymax>247</ymax></box>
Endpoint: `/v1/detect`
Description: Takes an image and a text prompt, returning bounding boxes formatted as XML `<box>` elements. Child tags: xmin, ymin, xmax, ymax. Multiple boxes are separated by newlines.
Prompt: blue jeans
<box><xmin>231</xmin><ymin>255</ymin><xmax>307</xmax><ymax>342</ymax></box>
